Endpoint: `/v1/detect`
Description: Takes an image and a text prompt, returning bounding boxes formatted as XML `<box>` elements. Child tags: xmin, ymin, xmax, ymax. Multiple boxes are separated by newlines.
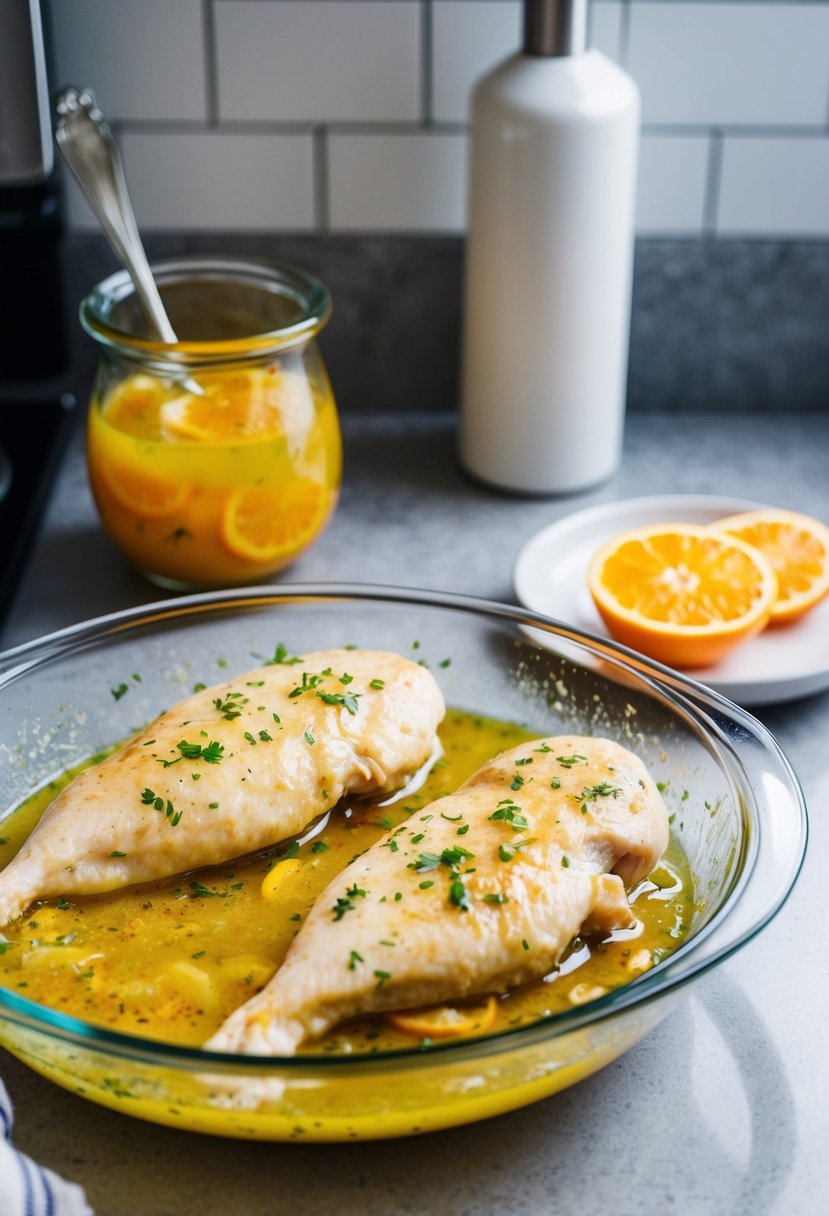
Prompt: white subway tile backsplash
<box><xmin>329</xmin><ymin>132</ymin><xmax>467</xmax><ymax>232</ymax></box>
<box><xmin>629</xmin><ymin>2</ymin><xmax>829</xmax><ymax>126</ymax></box>
<box><xmin>636</xmin><ymin>134</ymin><xmax>710</xmax><ymax>235</ymax></box>
<box><xmin>215</xmin><ymin>1</ymin><xmax>420</xmax><ymax>123</ymax></box>
<box><xmin>718</xmin><ymin>135</ymin><xmax>829</xmax><ymax>237</ymax></box>
<box><xmin>49</xmin><ymin>0</ymin><xmax>207</xmax><ymax>122</ymax></box>
<box><xmin>432</xmin><ymin>2</ymin><xmax>623</xmax><ymax>124</ymax></box>
<box><xmin>588</xmin><ymin>1</ymin><xmax>624</xmax><ymax>62</ymax></box>
<box><xmin>47</xmin><ymin>0</ymin><xmax>829</xmax><ymax>240</ymax></box>
<box><xmin>66</xmin><ymin>132</ymin><xmax>314</xmax><ymax>231</ymax></box>
<box><xmin>432</xmin><ymin>2</ymin><xmax>521</xmax><ymax>124</ymax></box>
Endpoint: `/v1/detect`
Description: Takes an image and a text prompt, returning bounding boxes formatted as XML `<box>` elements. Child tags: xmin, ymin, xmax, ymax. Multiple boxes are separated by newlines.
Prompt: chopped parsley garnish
<box><xmin>110</xmin><ymin>850</ymin><xmax>127</xmax><ymax>858</ymax></box>
<box><xmin>409</xmin><ymin>848</ymin><xmax>474</xmax><ymax>911</ymax></box>
<box><xmin>557</xmin><ymin>753</ymin><xmax>588</xmax><ymax>767</ymax></box>
<box><xmin>576</xmin><ymin>782</ymin><xmax>622</xmax><ymax>813</ymax></box>
<box><xmin>411</xmin><ymin>851</ymin><xmax>441</xmax><ymax>872</ymax></box>
<box><xmin>449</xmin><ymin>877</ymin><xmax>470</xmax><ymax>910</ymax></box>
<box><xmin>111</xmin><ymin>683</ymin><xmax>129</xmax><ymax>701</ymax></box>
<box><xmin>374</xmin><ymin>970</ymin><xmax>391</xmax><ymax>988</ymax></box>
<box><xmin>483</xmin><ymin>892</ymin><xmax>509</xmax><ymax>904</ymax></box>
<box><xmin>332</xmin><ymin>883</ymin><xmax>367</xmax><ymax>921</ymax></box>
<box><xmin>175</xmin><ymin>738</ymin><xmax>224</xmax><ymax>764</ymax></box>
<box><xmin>214</xmin><ymin>692</ymin><xmax>247</xmax><ymax>719</ymax></box>
<box><xmin>489</xmin><ymin>801</ymin><xmax>530</xmax><ymax>831</ymax></box>
<box><xmin>265</xmin><ymin>643</ymin><xmax>303</xmax><ymax>666</ymax></box>
<box><xmin>140</xmin><ymin>787</ymin><xmax>181</xmax><ymax>826</ymax></box>
<box><xmin>369</xmin><ymin>678</ymin><xmax>385</xmax><ymax>690</ymax></box>
<box><xmin>348</xmin><ymin>950</ymin><xmax>364</xmax><ymax>970</ymax></box>
<box><xmin>304</xmin><ymin>730</ymin><xmax>315</xmax><ymax>745</ymax></box>
<box><xmin>316</xmin><ymin>690</ymin><xmax>360</xmax><ymax>714</ymax></box>
<box><xmin>498</xmin><ymin>837</ymin><xmax>535</xmax><ymax>863</ymax></box>
<box><xmin>289</xmin><ymin>672</ymin><xmax>325</xmax><ymax>698</ymax></box>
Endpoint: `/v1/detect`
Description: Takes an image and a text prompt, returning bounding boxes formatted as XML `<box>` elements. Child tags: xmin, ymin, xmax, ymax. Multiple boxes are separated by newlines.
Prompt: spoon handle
<box><xmin>55</xmin><ymin>87</ymin><xmax>178</xmax><ymax>345</ymax></box>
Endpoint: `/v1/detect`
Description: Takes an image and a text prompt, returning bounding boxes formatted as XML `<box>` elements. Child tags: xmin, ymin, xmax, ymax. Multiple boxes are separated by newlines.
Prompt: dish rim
<box><xmin>0</xmin><ymin>583</ymin><xmax>808</xmax><ymax>1075</ymax></box>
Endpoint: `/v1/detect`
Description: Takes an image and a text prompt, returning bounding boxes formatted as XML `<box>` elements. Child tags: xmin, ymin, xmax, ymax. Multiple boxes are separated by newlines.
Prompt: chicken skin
<box><xmin>0</xmin><ymin>649</ymin><xmax>444</xmax><ymax>927</ymax></box>
<box><xmin>206</xmin><ymin>735</ymin><xmax>668</xmax><ymax>1055</ymax></box>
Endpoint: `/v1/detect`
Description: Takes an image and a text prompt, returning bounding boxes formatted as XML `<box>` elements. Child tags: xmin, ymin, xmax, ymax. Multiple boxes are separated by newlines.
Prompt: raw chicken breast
<box><xmin>0</xmin><ymin>649</ymin><xmax>444</xmax><ymax>927</ymax></box>
<box><xmin>206</xmin><ymin>735</ymin><xmax>669</xmax><ymax>1055</ymax></box>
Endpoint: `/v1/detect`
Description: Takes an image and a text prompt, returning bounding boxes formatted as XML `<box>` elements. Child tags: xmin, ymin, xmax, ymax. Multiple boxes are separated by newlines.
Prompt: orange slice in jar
<box><xmin>385</xmin><ymin>995</ymin><xmax>498</xmax><ymax>1040</ymax></box>
<box><xmin>101</xmin><ymin>461</ymin><xmax>193</xmax><ymax>519</ymax></box>
<box><xmin>715</xmin><ymin>508</ymin><xmax>829</xmax><ymax>624</ymax></box>
<box><xmin>220</xmin><ymin>478</ymin><xmax>332</xmax><ymax>564</ymax></box>
<box><xmin>587</xmin><ymin>522</ymin><xmax>778</xmax><ymax>669</ymax></box>
<box><xmin>104</xmin><ymin>373</ymin><xmax>170</xmax><ymax>440</ymax></box>
<box><xmin>160</xmin><ymin>367</ymin><xmax>309</xmax><ymax>443</ymax></box>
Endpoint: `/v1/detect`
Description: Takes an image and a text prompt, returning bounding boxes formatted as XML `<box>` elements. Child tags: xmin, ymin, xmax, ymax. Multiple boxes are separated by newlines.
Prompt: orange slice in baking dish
<box><xmin>716</xmin><ymin>508</ymin><xmax>829</xmax><ymax>625</ymax></box>
<box><xmin>221</xmin><ymin>479</ymin><xmax>332</xmax><ymax>564</ymax></box>
<box><xmin>587</xmin><ymin>522</ymin><xmax>778</xmax><ymax>669</ymax></box>
<box><xmin>385</xmin><ymin>995</ymin><xmax>498</xmax><ymax>1040</ymax></box>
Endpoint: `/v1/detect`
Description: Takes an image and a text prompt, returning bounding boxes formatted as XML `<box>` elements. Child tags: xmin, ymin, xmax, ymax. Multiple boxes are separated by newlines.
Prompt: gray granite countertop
<box><xmin>2</xmin><ymin>408</ymin><xmax>828</xmax><ymax>1216</ymax></box>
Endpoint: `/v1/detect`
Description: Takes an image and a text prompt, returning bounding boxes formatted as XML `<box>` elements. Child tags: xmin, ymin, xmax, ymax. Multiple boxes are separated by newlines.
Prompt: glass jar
<box><xmin>81</xmin><ymin>257</ymin><xmax>341</xmax><ymax>590</ymax></box>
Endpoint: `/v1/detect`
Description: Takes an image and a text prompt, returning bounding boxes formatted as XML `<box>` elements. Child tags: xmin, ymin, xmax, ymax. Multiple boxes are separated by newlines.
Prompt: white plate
<box><xmin>513</xmin><ymin>494</ymin><xmax>829</xmax><ymax>706</ymax></box>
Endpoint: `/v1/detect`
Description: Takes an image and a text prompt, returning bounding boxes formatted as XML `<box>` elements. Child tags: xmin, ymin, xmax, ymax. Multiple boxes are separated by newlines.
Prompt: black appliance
<box><xmin>0</xmin><ymin>0</ymin><xmax>75</xmax><ymax>633</ymax></box>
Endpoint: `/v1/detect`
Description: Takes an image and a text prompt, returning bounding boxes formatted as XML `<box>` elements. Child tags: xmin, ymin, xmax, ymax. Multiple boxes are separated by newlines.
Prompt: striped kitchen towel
<box><xmin>0</xmin><ymin>1079</ymin><xmax>93</xmax><ymax>1215</ymax></box>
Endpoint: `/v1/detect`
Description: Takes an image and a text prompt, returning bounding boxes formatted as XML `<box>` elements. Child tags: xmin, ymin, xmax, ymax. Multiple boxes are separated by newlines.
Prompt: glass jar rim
<box><xmin>80</xmin><ymin>255</ymin><xmax>332</xmax><ymax>368</ymax></box>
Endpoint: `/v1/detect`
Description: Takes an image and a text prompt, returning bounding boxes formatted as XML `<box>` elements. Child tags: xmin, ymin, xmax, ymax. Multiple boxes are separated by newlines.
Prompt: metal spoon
<box><xmin>55</xmin><ymin>87</ymin><xmax>203</xmax><ymax>392</ymax></box>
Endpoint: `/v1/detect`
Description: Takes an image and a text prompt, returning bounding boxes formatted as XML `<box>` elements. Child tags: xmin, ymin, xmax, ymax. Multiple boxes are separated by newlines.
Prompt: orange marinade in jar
<box><xmin>82</xmin><ymin>258</ymin><xmax>341</xmax><ymax>590</ymax></box>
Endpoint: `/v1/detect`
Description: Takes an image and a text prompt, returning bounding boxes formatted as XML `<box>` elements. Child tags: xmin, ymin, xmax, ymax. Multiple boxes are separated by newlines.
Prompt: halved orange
<box><xmin>221</xmin><ymin>478</ymin><xmax>332</xmax><ymax>564</ymax></box>
<box><xmin>101</xmin><ymin>461</ymin><xmax>193</xmax><ymax>519</ymax></box>
<box><xmin>716</xmin><ymin>508</ymin><xmax>829</xmax><ymax>625</ymax></box>
<box><xmin>587</xmin><ymin>522</ymin><xmax>778</xmax><ymax>669</ymax></box>
<box><xmin>385</xmin><ymin>995</ymin><xmax>498</xmax><ymax>1040</ymax></box>
<box><xmin>160</xmin><ymin>367</ymin><xmax>311</xmax><ymax>443</ymax></box>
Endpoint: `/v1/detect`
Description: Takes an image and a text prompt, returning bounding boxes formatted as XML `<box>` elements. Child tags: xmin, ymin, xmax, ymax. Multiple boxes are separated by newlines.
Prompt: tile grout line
<box><xmin>618</xmin><ymin>0</ymin><xmax>631</xmax><ymax>70</ymax></box>
<box><xmin>421</xmin><ymin>0</ymin><xmax>433</xmax><ymax>127</ymax></box>
<box><xmin>313</xmin><ymin>126</ymin><xmax>330</xmax><ymax>234</ymax></box>
<box><xmin>702</xmin><ymin>128</ymin><xmax>724</xmax><ymax>238</ymax></box>
<box><xmin>202</xmin><ymin>0</ymin><xmax>220</xmax><ymax>127</ymax></box>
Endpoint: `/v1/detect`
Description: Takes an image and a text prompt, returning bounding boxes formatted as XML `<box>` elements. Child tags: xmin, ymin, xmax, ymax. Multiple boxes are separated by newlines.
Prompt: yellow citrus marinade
<box><xmin>86</xmin><ymin>364</ymin><xmax>341</xmax><ymax>589</ymax></box>
<box><xmin>0</xmin><ymin>709</ymin><xmax>693</xmax><ymax>1053</ymax></box>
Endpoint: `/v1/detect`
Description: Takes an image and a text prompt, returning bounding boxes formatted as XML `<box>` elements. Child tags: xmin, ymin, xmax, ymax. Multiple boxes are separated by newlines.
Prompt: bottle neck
<box><xmin>523</xmin><ymin>0</ymin><xmax>587</xmax><ymax>57</ymax></box>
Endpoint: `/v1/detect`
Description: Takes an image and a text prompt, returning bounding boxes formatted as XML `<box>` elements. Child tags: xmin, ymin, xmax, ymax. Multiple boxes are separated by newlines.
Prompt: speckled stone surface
<box><xmin>1</xmin><ymin>408</ymin><xmax>827</xmax><ymax>1215</ymax></box>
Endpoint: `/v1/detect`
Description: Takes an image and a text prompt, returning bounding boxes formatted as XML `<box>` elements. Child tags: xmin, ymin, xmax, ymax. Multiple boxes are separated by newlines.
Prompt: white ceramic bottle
<box><xmin>459</xmin><ymin>0</ymin><xmax>640</xmax><ymax>494</ymax></box>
